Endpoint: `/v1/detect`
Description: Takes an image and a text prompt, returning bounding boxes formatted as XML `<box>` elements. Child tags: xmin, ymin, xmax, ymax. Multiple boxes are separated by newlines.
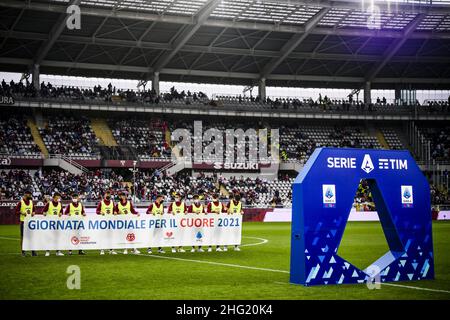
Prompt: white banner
<box><xmin>23</xmin><ymin>214</ymin><xmax>242</xmax><ymax>251</ymax></box>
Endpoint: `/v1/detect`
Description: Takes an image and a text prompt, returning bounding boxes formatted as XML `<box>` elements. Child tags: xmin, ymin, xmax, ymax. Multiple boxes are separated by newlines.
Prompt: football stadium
<box><xmin>0</xmin><ymin>0</ymin><xmax>450</xmax><ymax>303</ymax></box>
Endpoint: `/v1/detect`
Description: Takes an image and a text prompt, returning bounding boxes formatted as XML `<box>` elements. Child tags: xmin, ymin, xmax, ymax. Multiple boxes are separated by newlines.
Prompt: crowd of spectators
<box><xmin>109</xmin><ymin>118</ymin><xmax>171</xmax><ymax>159</ymax></box>
<box><xmin>219</xmin><ymin>176</ymin><xmax>270</xmax><ymax>206</ymax></box>
<box><xmin>0</xmin><ymin>169</ymin><xmax>448</xmax><ymax>210</ymax></box>
<box><xmin>36</xmin><ymin>169</ymin><xmax>124</xmax><ymax>200</ymax></box>
<box><xmin>279</xmin><ymin>125</ymin><xmax>381</xmax><ymax>163</ymax></box>
<box><xmin>1</xmin><ymin>79</ymin><xmax>211</xmax><ymax>106</ymax></box>
<box><xmin>431</xmin><ymin>184</ymin><xmax>450</xmax><ymax>205</ymax></box>
<box><xmin>1</xmin><ymin>78</ymin><xmax>38</xmax><ymax>98</ymax></box>
<box><xmin>0</xmin><ymin>170</ymin><xmax>37</xmax><ymax>200</ymax></box>
<box><xmin>0</xmin><ymin>169</ymin><xmax>125</xmax><ymax>201</ymax></box>
<box><xmin>4</xmin><ymin>78</ymin><xmax>449</xmax><ymax>114</ymax></box>
<box><xmin>39</xmin><ymin>115</ymin><xmax>100</xmax><ymax>158</ymax></box>
<box><xmin>0</xmin><ymin>114</ymin><xmax>41</xmax><ymax>156</ymax></box>
<box><xmin>422</xmin><ymin>127</ymin><xmax>450</xmax><ymax>161</ymax></box>
<box><xmin>354</xmin><ymin>179</ymin><xmax>376</xmax><ymax>212</ymax></box>
<box><xmin>217</xmin><ymin>93</ymin><xmax>450</xmax><ymax>113</ymax></box>
<box><xmin>132</xmin><ymin>170</ymin><xmax>218</xmax><ymax>202</ymax></box>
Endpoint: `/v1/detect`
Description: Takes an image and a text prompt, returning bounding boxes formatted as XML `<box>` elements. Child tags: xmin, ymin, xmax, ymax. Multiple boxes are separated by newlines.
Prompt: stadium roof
<box><xmin>0</xmin><ymin>0</ymin><xmax>450</xmax><ymax>89</ymax></box>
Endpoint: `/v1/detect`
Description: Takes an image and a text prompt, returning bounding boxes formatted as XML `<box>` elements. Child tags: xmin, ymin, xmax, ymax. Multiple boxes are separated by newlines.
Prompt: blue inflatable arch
<box><xmin>290</xmin><ymin>148</ymin><xmax>434</xmax><ymax>286</ymax></box>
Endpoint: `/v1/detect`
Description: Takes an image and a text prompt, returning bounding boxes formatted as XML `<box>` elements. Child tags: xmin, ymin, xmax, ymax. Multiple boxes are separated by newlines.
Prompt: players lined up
<box><xmin>16</xmin><ymin>190</ymin><xmax>244</xmax><ymax>257</ymax></box>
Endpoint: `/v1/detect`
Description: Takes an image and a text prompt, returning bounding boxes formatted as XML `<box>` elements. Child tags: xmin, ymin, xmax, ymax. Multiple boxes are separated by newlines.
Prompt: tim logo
<box><xmin>165</xmin><ymin>231</ymin><xmax>174</xmax><ymax>240</ymax></box>
<box><xmin>71</xmin><ymin>236</ymin><xmax>80</xmax><ymax>245</ymax></box>
<box><xmin>126</xmin><ymin>233</ymin><xmax>135</xmax><ymax>242</ymax></box>
<box><xmin>361</xmin><ymin>154</ymin><xmax>375</xmax><ymax>173</ymax></box>
<box><xmin>401</xmin><ymin>185</ymin><xmax>414</xmax><ymax>208</ymax></box>
<box><xmin>322</xmin><ymin>184</ymin><xmax>336</xmax><ymax>208</ymax></box>
<box><xmin>196</xmin><ymin>231</ymin><xmax>203</xmax><ymax>242</ymax></box>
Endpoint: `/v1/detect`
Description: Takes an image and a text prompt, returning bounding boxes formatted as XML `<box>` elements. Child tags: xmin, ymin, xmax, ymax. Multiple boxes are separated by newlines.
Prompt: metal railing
<box><xmin>10</xmin><ymin>95</ymin><xmax>450</xmax><ymax>117</ymax></box>
<box><xmin>47</xmin><ymin>154</ymin><xmax>89</xmax><ymax>174</ymax></box>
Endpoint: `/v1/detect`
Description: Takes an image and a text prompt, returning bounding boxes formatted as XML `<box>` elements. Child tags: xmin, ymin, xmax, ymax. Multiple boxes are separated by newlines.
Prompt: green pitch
<box><xmin>0</xmin><ymin>222</ymin><xmax>449</xmax><ymax>300</ymax></box>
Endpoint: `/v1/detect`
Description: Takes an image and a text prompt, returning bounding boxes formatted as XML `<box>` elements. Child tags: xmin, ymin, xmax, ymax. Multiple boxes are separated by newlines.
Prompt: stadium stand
<box><xmin>280</xmin><ymin>125</ymin><xmax>382</xmax><ymax>163</ymax></box>
<box><xmin>1</xmin><ymin>166</ymin><xmax>448</xmax><ymax>209</ymax></box>
<box><xmin>0</xmin><ymin>114</ymin><xmax>42</xmax><ymax>158</ymax></box>
<box><xmin>0</xmin><ymin>170</ymin><xmax>40</xmax><ymax>200</ymax></box>
<box><xmin>420</xmin><ymin>126</ymin><xmax>450</xmax><ymax>161</ymax></box>
<box><xmin>38</xmin><ymin>115</ymin><xmax>100</xmax><ymax>159</ymax></box>
<box><xmin>5</xmin><ymin>79</ymin><xmax>450</xmax><ymax>115</ymax></box>
<box><xmin>380</xmin><ymin>128</ymin><xmax>404</xmax><ymax>150</ymax></box>
<box><xmin>109</xmin><ymin>118</ymin><xmax>170</xmax><ymax>160</ymax></box>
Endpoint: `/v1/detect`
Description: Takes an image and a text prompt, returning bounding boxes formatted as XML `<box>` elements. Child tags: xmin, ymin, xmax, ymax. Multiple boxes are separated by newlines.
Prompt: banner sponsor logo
<box><xmin>401</xmin><ymin>185</ymin><xmax>414</xmax><ymax>208</ymax></box>
<box><xmin>213</xmin><ymin>162</ymin><xmax>259</xmax><ymax>170</ymax></box>
<box><xmin>196</xmin><ymin>231</ymin><xmax>203</xmax><ymax>242</ymax></box>
<box><xmin>326</xmin><ymin>155</ymin><xmax>408</xmax><ymax>173</ymax></box>
<box><xmin>322</xmin><ymin>184</ymin><xmax>336</xmax><ymax>208</ymax></box>
<box><xmin>71</xmin><ymin>236</ymin><xmax>80</xmax><ymax>245</ymax></box>
<box><xmin>23</xmin><ymin>214</ymin><xmax>242</xmax><ymax>250</ymax></box>
<box><xmin>164</xmin><ymin>231</ymin><xmax>174</xmax><ymax>240</ymax></box>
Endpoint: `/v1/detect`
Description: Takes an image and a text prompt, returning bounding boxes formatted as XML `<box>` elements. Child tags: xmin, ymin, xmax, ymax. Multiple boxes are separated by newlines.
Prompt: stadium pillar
<box><xmin>32</xmin><ymin>64</ymin><xmax>40</xmax><ymax>91</ymax></box>
<box><xmin>258</xmin><ymin>78</ymin><xmax>266</xmax><ymax>100</ymax></box>
<box><xmin>364</xmin><ymin>81</ymin><xmax>371</xmax><ymax>104</ymax></box>
<box><xmin>395</xmin><ymin>85</ymin><xmax>402</xmax><ymax>103</ymax></box>
<box><xmin>152</xmin><ymin>72</ymin><xmax>160</xmax><ymax>95</ymax></box>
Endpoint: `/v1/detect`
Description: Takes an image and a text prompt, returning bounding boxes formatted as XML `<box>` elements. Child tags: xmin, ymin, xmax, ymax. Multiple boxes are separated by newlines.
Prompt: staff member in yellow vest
<box><xmin>188</xmin><ymin>194</ymin><xmax>205</xmax><ymax>253</ymax></box>
<box><xmin>96</xmin><ymin>190</ymin><xmax>117</xmax><ymax>255</ymax></box>
<box><xmin>114</xmin><ymin>191</ymin><xmax>140</xmax><ymax>255</ymax></box>
<box><xmin>146</xmin><ymin>194</ymin><xmax>165</xmax><ymax>254</ymax></box>
<box><xmin>227</xmin><ymin>194</ymin><xmax>244</xmax><ymax>252</ymax></box>
<box><xmin>64</xmin><ymin>193</ymin><xmax>86</xmax><ymax>256</ymax></box>
<box><xmin>41</xmin><ymin>192</ymin><xmax>64</xmax><ymax>256</ymax></box>
<box><xmin>15</xmin><ymin>190</ymin><xmax>37</xmax><ymax>257</ymax></box>
<box><xmin>206</xmin><ymin>193</ymin><xmax>226</xmax><ymax>252</ymax></box>
<box><xmin>168</xmin><ymin>193</ymin><xmax>187</xmax><ymax>253</ymax></box>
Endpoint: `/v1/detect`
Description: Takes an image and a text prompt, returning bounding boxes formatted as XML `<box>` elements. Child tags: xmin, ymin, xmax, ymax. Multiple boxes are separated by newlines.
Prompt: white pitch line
<box><xmin>136</xmin><ymin>252</ymin><xmax>290</xmax><ymax>274</ymax></box>
<box><xmin>240</xmin><ymin>236</ymin><xmax>269</xmax><ymax>247</ymax></box>
<box><xmin>134</xmin><ymin>253</ymin><xmax>450</xmax><ymax>294</ymax></box>
<box><xmin>382</xmin><ymin>282</ymin><xmax>450</xmax><ymax>294</ymax></box>
<box><xmin>0</xmin><ymin>236</ymin><xmax>20</xmax><ymax>241</ymax></box>
<box><xmin>274</xmin><ymin>281</ymin><xmax>450</xmax><ymax>294</ymax></box>
<box><xmin>1</xmin><ymin>235</ymin><xmax>448</xmax><ymax>294</ymax></box>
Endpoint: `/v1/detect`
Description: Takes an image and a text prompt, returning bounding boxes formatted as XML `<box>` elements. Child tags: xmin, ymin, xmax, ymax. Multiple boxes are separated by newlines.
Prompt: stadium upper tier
<box><xmin>1</xmin><ymin>106</ymin><xmax>449</xmax><ymax>163</ymax></box>
<box><xmin>0</xmin><ymin>0</ymin><xmax>450</xmax><ymax>88</ymax></box>
<box><xmin>2</xmin><ymin>80</ymin><xmax>450</xmax><ymax>116</ymax></box>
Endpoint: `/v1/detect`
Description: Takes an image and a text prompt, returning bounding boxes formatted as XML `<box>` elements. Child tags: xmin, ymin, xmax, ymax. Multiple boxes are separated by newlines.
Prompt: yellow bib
<box><xmin>100</xmin><ymin>200</ymin><xmax>114</xmax><ymax>215</ymax></box>
<box><xmin>47</xmin><ymin>202</ymin><xmax>61</xmax><ymax>216</ymax></box>
<box><xmin>151</xmin><ymin>203</ymin><xmax>164</xmax><ymax>215</ymax></box>
<box><xmin>117</xmin><ymin>201</ymin><xmax>131</xmax><ymax>214</ymax></box>
<box><xmin>68</xmin><ymin>203</ymin><xmax>83</xmax><ymax>216</ymax></box>
<box><xmin>191</xmin><ymin>203</ymin><xmax>204</xmax><ymax>214</ymax></box>
<box><xmin>19</xmin><ymin>199</ymin><xmax>33</xmax><ymax>222</ymax></box>
<box><xmin>172</xmin><ymin>202</ymin><xmax>185</xmax><ymax>214</ymax></box>
<box><xmin>210</xmin><ymin>202</ymin><xmax>222</xmax><ymax>213</ymax></box>
<box><xmin>228</xmin><ymin>201</ymin><xmax>242</xmax><ymax>214</ymax></box>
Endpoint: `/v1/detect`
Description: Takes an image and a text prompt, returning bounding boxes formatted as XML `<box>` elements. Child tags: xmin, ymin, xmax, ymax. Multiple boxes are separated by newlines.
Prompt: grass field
<box><xmin>0</xmin><ymin>222</ymin><xmax>449</xmax><ymax>300</ymax></box>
